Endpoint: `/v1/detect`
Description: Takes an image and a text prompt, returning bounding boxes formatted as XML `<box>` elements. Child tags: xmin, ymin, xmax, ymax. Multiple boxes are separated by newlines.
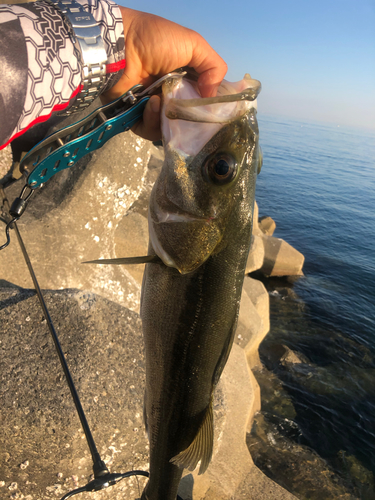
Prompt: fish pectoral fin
<box><xmin>170</xmin><ymin>398</ymin><xmax>214</xmax><ymax>475</ymax></box>
<box><xmin>82</xmin><ymin>255</ymin><xmax>161</xmax><ymax>265</ymax></box>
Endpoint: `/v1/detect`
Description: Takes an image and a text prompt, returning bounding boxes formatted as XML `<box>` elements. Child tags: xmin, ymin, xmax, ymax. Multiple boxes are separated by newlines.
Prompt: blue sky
<box><xmin>118</xmin><ymin>0</ymin><xmax>375</xmax><ymax>130</ymax></box>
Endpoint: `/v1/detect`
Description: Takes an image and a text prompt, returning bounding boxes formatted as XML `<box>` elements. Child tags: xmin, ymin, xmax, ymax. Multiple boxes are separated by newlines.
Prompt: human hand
<box><xmin>100</xmin><ymin>7</ymin><xmax>227</xmax><ymax>141</ymax></box>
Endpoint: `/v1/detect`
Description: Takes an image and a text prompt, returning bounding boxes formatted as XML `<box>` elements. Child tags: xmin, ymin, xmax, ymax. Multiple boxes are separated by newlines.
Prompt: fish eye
<box><xmin>202</xmin><ymin>153</ymin><xmax>238</xmax><ymax>185</ymax></box>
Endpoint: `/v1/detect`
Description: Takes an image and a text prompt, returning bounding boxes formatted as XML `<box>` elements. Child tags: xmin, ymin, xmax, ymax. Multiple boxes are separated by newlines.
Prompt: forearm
<box><xmin>0</xmin><ymin>0</ymin><xmax>126</xmax><ymax>150</ymax></box>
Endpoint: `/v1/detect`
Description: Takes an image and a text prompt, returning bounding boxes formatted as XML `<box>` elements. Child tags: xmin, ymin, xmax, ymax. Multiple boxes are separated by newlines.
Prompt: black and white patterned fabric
<box><xmin>0</xmin><ymin>0</ymin><xmax>125</xmax><ymax>150</ymax></box>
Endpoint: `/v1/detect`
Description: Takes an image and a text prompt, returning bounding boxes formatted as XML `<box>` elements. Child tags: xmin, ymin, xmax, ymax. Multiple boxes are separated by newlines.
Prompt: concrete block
<box><xmin>245</xmin><ymin>234</ymin><xmax>265</xmax><ymax>274</ymax></box>
<box><xmin>260</xmin><ymin>235</ymin><xmax>304</xmax><ymax>276</ymax></box>
<box><xmin>258</xmin><ymin>215</ymin><xmax>276</xmax><ymax>236</ymax></box>
<box><xmin>243</xmin><ymin>276</ymin><xmax>270</xmax><ymax>336</ymax></box>
<box><xmin>187</xmin><ymin>345</ymin><xmax>297</xmax><ymax>500</ymax></box>
<box><xmin>235</xmin><ymin>288</ymin><xmax>267</xmax><ymax>369</ymax></box>
<box><xmin>252</xmin><ymin>200</ymin><xmax>262</xmax><ymax>236</ymax></box>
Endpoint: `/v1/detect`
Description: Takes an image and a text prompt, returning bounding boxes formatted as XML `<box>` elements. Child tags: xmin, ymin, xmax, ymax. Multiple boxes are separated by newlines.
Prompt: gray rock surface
<box><xmin>114</xmin><ymin>212</ymin><xmax>149</xmax><ymax>286</ymax></box>
<box><xmin>0</xmin><ymin>132</ymin><xmax>155</xmax><ymax>312</ymax></box>
<box><xmin>279</xmin><ymin>345</ymin><xmax>310</xmax><ymax>366</ymax></box>
<box><xmin>0</xmin><ymin>145</ymin><xmax>12</xmax><ymax>178</ymax></box>
<box><xmin>0</xmin><ymin>286</ymin><xmax>148</xmax><ymax>500</ymax></box>
<box><xmin>0</xmin><ymin>285</ymin><xmax>297</xmax><ymax>500</ymax></box>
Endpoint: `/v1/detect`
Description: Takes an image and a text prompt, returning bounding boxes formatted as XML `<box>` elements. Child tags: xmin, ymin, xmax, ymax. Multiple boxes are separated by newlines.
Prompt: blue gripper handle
<box><xmin>26</xmin><ymin>96</ymin><xmax>149</xmax><ymax>189</ymax></box>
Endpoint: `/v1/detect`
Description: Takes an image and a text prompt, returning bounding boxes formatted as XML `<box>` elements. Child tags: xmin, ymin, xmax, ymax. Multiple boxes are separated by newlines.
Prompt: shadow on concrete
<box><xmin>178</xmin><ymin>474</ymin><xmax>195</xmax><ymax>500</ymax></box>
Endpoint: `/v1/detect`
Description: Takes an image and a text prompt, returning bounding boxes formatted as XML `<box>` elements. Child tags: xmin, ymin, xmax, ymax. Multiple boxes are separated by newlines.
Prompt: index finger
<box><xmin>187</xmin><ymin>31</ymin><xmax>228</xmax><ymax>98</ymax></box>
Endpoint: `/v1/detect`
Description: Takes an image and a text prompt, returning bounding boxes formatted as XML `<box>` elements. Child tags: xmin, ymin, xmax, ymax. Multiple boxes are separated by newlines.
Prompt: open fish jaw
<box><xmin>162</xmin><ymin>74</ymin><xmax>261</xmax><ymax>157</ymax></box>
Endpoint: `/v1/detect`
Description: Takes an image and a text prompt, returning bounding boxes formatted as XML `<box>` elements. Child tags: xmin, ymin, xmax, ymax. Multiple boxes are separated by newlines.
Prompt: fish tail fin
<box><xmin>170</xmin><ymin>397</ymin><xmax>214</xmax><ymax>475</ymax></box>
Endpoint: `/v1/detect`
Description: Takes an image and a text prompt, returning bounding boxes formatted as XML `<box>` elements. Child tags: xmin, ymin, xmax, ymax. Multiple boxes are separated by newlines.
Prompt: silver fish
<box><xmin>140</xmin><ymin>73</ymin><xmax>262</xmax><ymax>500</ymax></box>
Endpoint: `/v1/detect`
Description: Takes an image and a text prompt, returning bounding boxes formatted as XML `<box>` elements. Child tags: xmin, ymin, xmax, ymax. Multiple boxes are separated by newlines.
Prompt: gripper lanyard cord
<box><xmin>0</xmin><ymin>189</ymin><xmax>153</xmax><ymax>498</ymax></box>
<box><xmin>12</xmin><ymin>218</ymin><xmax>106</xmax><ymax>474</ymax></box>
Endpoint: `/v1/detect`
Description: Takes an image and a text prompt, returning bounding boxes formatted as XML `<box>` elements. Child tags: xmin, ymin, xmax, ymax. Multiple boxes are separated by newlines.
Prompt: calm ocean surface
<box><xmin>255</xmin><ymin>115</ymin><xmax>375</xmax><ymax>487</ymax></box>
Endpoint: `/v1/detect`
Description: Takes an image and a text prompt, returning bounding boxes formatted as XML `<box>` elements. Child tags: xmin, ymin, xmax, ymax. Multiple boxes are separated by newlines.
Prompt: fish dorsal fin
<box><xmin>82</xmin><ymin>255</ymin><xmax>160</xmax><ymax>265</ymax></box>
<box><xmin>170</xmin><ymin>397</ymin><xmax>214</xmax><ymax>475</ymax></box>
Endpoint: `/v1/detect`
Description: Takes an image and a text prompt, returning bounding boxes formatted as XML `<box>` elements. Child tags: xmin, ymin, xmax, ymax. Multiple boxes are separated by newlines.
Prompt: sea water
<box><xmin>254</xmin><ymin>115</ymin><xmax>375</xmax><ymax>492</ymax></box>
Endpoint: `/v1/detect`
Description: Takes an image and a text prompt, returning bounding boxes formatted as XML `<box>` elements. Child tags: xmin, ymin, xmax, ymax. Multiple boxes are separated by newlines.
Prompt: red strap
<box><xmin>1</xmin><ymin>60</ymin><xmax>126</xmax><ymax>150</ymax></box>
<box><xmin>106</xmin><ymin>59</ymin><xmax>126</xmax><ymax>74</ymax></box>
<box><xmin>0</xmin><ymin>84</ymin><xmax>83</xmax><ymax>151</ymax></box>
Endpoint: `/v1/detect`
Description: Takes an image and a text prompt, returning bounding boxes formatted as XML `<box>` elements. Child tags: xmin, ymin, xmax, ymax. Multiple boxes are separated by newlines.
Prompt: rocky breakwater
<box><xmin>235</xmin><ymin>201</ymin><xmax>304</xmax><ymax>375</ymax></box>
<box><xmin>0</xmin><ymin>134</ymin><xmax>304</xmax><ymax>499</ymax></box>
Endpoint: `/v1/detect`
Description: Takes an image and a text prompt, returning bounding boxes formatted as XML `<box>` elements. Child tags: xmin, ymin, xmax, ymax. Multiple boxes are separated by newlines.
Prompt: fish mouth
<box><xmin>148</xmin><ymin>193</ymin><xmax>219</xmax><ymax>273</ymax></box>
<box><xmin>148</xmin><ymin>211</ymin><xmax>221</xmax><ymax>273</ymax></box>
<box><xmin>148</xmin><ymin>210</ymin><xmax>178</xmax><ymax>270</ymax></box>
<box><xmin>152</xmin><ymin>201</ymin><xmax>215</xmax><ymax>224</ymax></box>
<box><xmin>151</xmin><ymin>183</ymin><xmax>217</xmax><ymax>224</ymax></box>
